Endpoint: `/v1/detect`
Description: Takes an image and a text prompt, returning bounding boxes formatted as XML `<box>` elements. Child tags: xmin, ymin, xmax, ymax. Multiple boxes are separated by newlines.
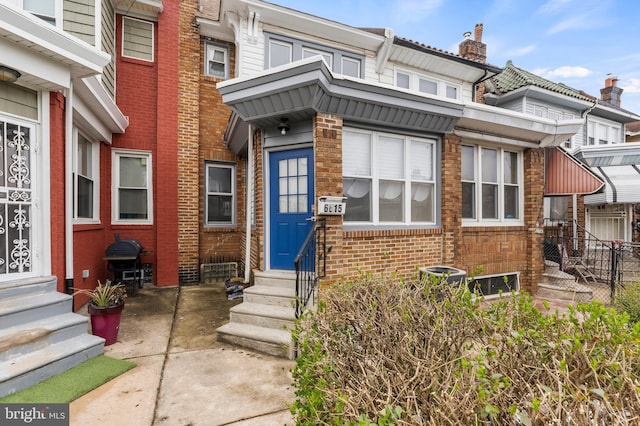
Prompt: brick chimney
<box><xmin>459</xmin><ymin>23</ymin><xmax>486</xmax><ymax>64</ymax></box>
<box><xmin>600</xmin><ymin>75</ymin><xmax>623</xmax><ymax>107</ymax></box>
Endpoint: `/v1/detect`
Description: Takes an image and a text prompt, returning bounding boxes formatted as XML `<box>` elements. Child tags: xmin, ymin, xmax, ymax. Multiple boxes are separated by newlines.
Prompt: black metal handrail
<box><xmin>544</xmin><ymin>219</ymin><xmax>626</xmax><ymax>298</ymax></box>
<box><xmin>294</xmin><ymin>217</ymin><xmax>326</xmax><ymax>318</ymax></box>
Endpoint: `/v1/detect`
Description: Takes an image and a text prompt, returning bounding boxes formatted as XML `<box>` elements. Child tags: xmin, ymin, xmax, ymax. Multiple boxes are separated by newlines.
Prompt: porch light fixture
<box><xmin>0</xmin><ymin>65</ymin><xmax>21</xmax><ymax>83</ymax></box>
<box><xmin>277</xmin><ymin>118</ymin><xmax>290</xmax><ymax>135</ymax></box>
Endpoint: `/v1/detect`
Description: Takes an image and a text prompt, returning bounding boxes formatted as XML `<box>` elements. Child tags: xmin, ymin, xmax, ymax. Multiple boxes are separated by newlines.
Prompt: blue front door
<box><xmin>269</xmin><ymin>148</ymin><xmax>314</xmax><ymax>270</ymax></box>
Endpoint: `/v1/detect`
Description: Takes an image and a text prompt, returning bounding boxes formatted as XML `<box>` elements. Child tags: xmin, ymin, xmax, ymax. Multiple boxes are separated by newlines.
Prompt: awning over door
<box><xmin>584</xmin><ymin>165</ymin><xmax>640</xmax><ymax>205</ymax></box>
<box><xmin>544</xmin><ymin>147</ymin><xmax>604</xmax><ymax>195</ymax></box>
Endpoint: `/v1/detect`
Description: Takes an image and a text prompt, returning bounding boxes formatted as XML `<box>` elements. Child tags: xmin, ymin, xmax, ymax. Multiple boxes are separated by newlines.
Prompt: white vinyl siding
<box><xmin>63</xmin><ymin>0</ymin><xmax>95</xmax><ymax>45</ymax></box>
<box><xmin>0</xmin><ymin>82</ymin><xmax>38</xmax><ymax>120</ymax></box>
<box><xmin>101</xmin><ymin>0</ymin><xmax>116</xmax><ymax>99</ymax></box>
<box><xmin>122</xmin><ymin>16</ymin><xmax>153</xmax><ymax>62</ymax></box>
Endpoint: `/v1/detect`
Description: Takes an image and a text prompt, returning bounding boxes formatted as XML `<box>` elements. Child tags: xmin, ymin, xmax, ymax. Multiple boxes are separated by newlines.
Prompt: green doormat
<box><xmin>0</xmin><ymin>356</ymin><xmax>136</xmax><ymax>403</ymax></box>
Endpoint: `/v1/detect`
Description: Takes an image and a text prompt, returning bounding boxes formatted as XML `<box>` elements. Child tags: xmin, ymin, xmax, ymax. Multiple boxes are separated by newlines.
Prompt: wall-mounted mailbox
<box><xmin>318</xmin><ymin>196</ymin><xmax>347</xmax><ymax>215</ymax></box>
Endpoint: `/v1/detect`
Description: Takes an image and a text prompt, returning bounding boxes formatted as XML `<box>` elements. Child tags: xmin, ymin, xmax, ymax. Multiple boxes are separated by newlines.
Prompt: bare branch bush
<box><xmin>291</xmin><ymin>273</ymin><xmax>640</xmax><ymax>425</ymax></box>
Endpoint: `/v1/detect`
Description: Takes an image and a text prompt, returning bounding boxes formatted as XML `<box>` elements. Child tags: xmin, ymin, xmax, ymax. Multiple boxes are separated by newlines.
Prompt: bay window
<box><xmin>343</xmin><ymin>129</ymin><xmax>436</xmax><ymax>225</ymax></box>
<box><xmin>462</xmin><ymin>145</ymin><xmax>522</xmax><ymax>224</ymax></box>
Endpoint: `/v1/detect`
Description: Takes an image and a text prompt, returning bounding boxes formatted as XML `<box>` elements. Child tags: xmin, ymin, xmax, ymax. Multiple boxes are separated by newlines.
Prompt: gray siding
<box><xmin>122</xmin><ymin>17</ymin><xmax>153</xmax><ymax>61</ymax></box>
<box><xmin>101</xmin><ymin>0</ymin><xmax>116</xmax><ymax>99</ymax></box>
<box><xmin>0</xmin><ymin>82</ymin><xmax>38</xmax><ymax>120</ymax></box>
<box><xmin>63</xmin><ymin>0</ymin><xmax>95</xmax><ymax>46</ymax></box>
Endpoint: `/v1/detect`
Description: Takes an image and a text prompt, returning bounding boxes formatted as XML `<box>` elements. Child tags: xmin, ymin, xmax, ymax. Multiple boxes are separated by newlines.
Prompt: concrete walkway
<box><xmin>70</xmin><ymin>282</ymin><xmax>295</xmax><ymax>426</ymax></box>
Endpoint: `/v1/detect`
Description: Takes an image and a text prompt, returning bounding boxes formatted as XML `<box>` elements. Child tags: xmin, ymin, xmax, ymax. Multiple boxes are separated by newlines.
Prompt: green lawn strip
<box><xmin>0</xmin><ymin>355</ymin><xmax>136</xmax><ymax>403</ymax></box>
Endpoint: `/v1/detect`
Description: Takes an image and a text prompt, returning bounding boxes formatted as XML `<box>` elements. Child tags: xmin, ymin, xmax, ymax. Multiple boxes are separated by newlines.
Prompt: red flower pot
<box><xmin>88</xmin><ymin>302</ymin><xmax>125</xmax><ymax>346</ymax></box>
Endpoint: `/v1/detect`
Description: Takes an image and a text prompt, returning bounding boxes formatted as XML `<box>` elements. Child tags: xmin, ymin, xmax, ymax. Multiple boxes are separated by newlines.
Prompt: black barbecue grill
<box><xmin>105</xmin><ymin>234</ymin><xmax>144</xmax><ymax>295</ymax></box>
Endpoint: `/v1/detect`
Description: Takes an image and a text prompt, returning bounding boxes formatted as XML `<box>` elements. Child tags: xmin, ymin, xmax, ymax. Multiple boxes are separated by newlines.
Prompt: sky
<box><xmin>269</xmin><ymin>0</ymin><xmax>640</xmax><ymax>116</ymax></box>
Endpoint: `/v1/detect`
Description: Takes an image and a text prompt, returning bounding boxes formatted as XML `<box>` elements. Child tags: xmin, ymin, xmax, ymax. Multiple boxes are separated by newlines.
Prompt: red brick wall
<box><xmin>311</xmin><ymin>114</ymin><xmax>545</xmax><ymax>294</ymax></box>
<box><xmin>198</xmin><ymin>41</ymin><xmax>243</xmax><ymax>271</ymax></box>
<box><xmin>49</xmin><ymin>92</ymin><xmax>66</xmax><ymax>293</ymax></box>
<box><xmin>104</xmin><ymin>3</ymin><xmax>180</xmax><ymax>287</ymax></box>
<box><xmin>177</xmin><ymin>0</ymin><xmax>201</xmax><ymax>283</ymax></box>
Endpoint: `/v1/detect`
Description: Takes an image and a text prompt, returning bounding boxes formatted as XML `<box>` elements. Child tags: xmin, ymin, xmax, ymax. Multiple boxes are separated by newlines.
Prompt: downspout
<box><xmin>244</xmin><ymin>125</ymin><xmax>253</xmax><ymax>283</ymax></box>
<box><xmin>64</xmin><ymin>83</ymin><xmax>74</xmax><ymax>295</ymax></box>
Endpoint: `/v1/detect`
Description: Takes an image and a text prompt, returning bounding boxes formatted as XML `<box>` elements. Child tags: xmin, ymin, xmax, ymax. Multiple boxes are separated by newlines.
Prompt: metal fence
<box><xmin>543</xmin><ymin>219</ymin><xmax>640</xmax><ymax>305</ymax></box>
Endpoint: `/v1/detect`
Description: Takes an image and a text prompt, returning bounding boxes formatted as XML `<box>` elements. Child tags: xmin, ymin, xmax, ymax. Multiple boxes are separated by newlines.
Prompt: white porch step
<box><xmin>253</xmin><ymin>270</ymin><xmax>296</xmax><ymax>288</ymax></box>
<box><xmin>537</xmin><ymin>281</ymin><xmax>593</xmax><ymax>302</ymax></box>
<box><xmin>0</xmin><ymin>292</ymin><xmax>71</xmax><ymax>329</ymax></box>
<box><xmin>0</xmin><ymin>312</ymin><xmax>91</xmax><ymax>363</ymax></box>
<box><xmin>242</xmin><ymin>285</ymin><xmax>295</xmax><ymax>308</ymax></box>
<box><xmin>0</xmin><ymin>334</ymin><xmax>104</xmax><ymax>398</ymax></box>
<box><xmin>0</xmin><ymin>276</ymin><xmax>104</xmax><ymax>398</ymax></box>
<box><xmin>0</xmin><ymin>277</ymin><xmax>57</xmax><ymax>299</ymax></box>
<box><xmin>217</xmin><ymin>322</ymin><xmax>294</xmax><ymax>359</ymax></box>
<box><xmin>217</xmin><ymin>270</ymin><xmax>298</xmax><ymax>359</ymax></box>
<box><xmin>229</xmin><ymin>302</ymin><xmax>295</xmax><ymax>330</ymax></box>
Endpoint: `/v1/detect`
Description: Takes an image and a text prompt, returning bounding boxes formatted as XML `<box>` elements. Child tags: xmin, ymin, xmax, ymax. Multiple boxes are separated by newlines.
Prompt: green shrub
<box><xmin>614</xmin><ymin>279</ymin><xmax>640</xmax><ymax>325</ymax></box>
<box><xmin>291</xmin><ymin>273</ymin><xmax>640</xmax><ymax>425</ymax></box>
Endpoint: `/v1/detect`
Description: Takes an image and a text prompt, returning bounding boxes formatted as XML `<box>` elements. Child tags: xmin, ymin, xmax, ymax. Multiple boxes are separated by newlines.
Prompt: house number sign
<box><xmin>318</xmin><ymin>196</ymin><xmax>347</xmax><ymax>215</ymax></box>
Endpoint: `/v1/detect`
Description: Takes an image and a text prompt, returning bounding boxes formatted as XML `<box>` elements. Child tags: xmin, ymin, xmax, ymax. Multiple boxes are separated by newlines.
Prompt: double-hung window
<box><xmin>204</xmin><ymin>42</ymin><xmax>229</xmax><ymax>78</ymax></box>
<box><xmin>343</xmin><ymin>129</ymin><xmax>436</xmax><ymax>225</ymax></box>
<box><xmin>266</xmin><ymin>32</ymin><xmax>364</xmax><ymax>78</ymax></box>
<box><xmin>395</xmin><ymin>68</ymin><xmax>460</xmax><ymax>100</ymax></box>
<box><xmin>205</xmin><ymin>162</ymin><xmax>235</xmax><ymax>226</ymax></box>
<box><xmin>462</xmin><ymin>145</ymin><xmax>522</xmax><ymax>224</ymax></box>
<box><xmin>74</xmin><ymin>131</ymin><xmax>99</xmax><ymax>222</ymax></box>
<box><xmin>112</xmin><ymin>150</ymin><xmax>153</xmax><ymax>224</ymax></box>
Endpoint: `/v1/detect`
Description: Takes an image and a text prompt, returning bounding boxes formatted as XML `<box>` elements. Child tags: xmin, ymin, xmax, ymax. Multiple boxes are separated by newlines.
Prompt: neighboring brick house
<box><xmin>485</xmin><ymin>63</ymin><xmax>640</xmax><ymax>243</ymax></box>
<box><xmin>187</xmin><ymin>0</ymin><xmax>585</xmax><ymax>306</ymax></box>
<box><xmin>0</xmin><ymin>0</ymin><xmax>181</xmax><ymax>395</ymax></box>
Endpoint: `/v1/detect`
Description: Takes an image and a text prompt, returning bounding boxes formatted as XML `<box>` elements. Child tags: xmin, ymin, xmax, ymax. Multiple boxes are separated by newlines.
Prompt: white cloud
<box><xmin>621</xmin><ymin>78</ymin><xmax>640</xmax><ymax>94</ymax></box>
<box><xmin>539</xmin><ymin>66</ymin><xmax>592</xmax><ymax>79</ymax></box>
<box><xmin>503</xmin><ymin>44</ymin><xmax>536</xmax><ymax>58</ymax></box>
<box><xmin>547</xmin><ymin>14</ymin><xmax>591</xmax><ymax>34</ymax></box>
<box><xmin>537</xmin><ymin>0</ymin><xmax>574</xmax><ymax>15</ymax></box>
<box><xmin>394</xmin><ymin>0</ymin><xmax>443</xmax><ymax>23</ymax></box>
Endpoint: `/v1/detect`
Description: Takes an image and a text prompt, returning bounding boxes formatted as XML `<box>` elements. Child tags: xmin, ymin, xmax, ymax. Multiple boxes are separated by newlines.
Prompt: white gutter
<box><xmin>244</xmin><ymin>124</ymin><xmax>253</xmax><ymax>283</ymax></box>
<box><xmin>65</xmin><ymin>84</ymin><xmax>74</xmax><ymax>284</ymax></box>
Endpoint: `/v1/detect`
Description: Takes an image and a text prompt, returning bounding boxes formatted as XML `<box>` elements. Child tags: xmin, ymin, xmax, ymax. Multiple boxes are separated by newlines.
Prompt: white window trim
<box><xmin>121</xmin><ymin>16</ymin><xmax>154</xmax><ymax>62</ymax></box>
<box><xmin>587</xmin><ymin>116</ymin><xmax>622</xmax><ymax>146</ymax></box>
<box><xmin>394</xmin><ymin>66</ymin><xmax>461</xmax><ymax>100</ymax></box>
<box><xmin>9</xmin><ymin>0</ymin><xmax>62</xmax><ymax>28</ymax></box>
<box><xmin>268</xmin><ymin>39</ymin><xmax>293</xmax><ymax>68</ymax></box>
<box><xmin>343</xmin><ymin>128</ymin><xmax>438</xmax><ymax>226</ymax></box>
<box><xmin>204</xmin><ymin>41</ymin><xmax>229</xmax><ymax>79</ymax></box>
<box><xmin>204</xmin><ymin>162</ymin><xmax>236</xmax><ymax>227</ymax></box>
<box><xmin>112</xmin><ymin>149</ymin><xmax>153</xmax><ymax>225</ymax></box>
<box><xmin>462</xmin><ymin>144</ymin><xmax>524</xmax><ymax>227</ymax></box>
<box><xmin>73</xmin><ymin>129</ymin><xmax>100</xmax><ymax>224</ymax></box>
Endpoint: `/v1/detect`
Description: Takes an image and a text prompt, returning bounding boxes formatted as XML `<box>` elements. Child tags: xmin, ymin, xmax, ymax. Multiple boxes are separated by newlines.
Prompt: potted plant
<box><xmin>75</xmin><ymin>280</ymin><xmax>126</xmax><ymax>345</ymax></box>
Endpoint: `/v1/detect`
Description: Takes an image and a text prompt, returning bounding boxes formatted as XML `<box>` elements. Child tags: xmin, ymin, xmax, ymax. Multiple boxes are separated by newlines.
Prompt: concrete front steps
<box><xmin>217</xmin><ymin>270</ymin><xmax>297</xmax><ymax>359</ymax></box>
<box><xmin>0</xmin><ymin>276</ymin><xmax>104</xmax><ymax>398</ymax></box>
<box><xmin>537</xmin><ymin>260</ymin><xmax>593</xmax><ymax>303</ymax></box>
